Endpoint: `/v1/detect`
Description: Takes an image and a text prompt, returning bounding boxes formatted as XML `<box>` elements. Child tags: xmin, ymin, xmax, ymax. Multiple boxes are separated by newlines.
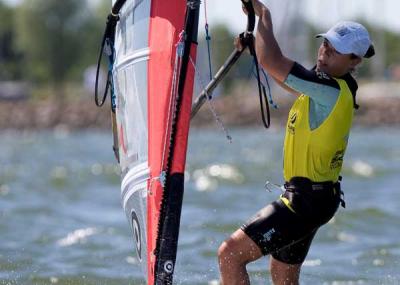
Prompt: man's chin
<box><xmin>316</xmin><ymin>65</ymin><xmax>324</xmax><ymax>73</ymax></box>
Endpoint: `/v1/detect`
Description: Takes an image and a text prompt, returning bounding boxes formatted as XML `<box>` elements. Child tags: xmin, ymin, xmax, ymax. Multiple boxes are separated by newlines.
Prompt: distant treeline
<box><xmin>1</xmin><ymin>0</ymin><xmax>399</xmax><ymax>98</ymax></box>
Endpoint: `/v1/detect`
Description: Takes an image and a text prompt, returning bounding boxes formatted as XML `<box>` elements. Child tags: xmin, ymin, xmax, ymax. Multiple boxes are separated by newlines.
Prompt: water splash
<box><xmin>57</xmin><ymin>227</ymin><xmax>98</xmax><ymax>247</ymax></box>
<box><xmin>303</xmin><ymin>258</ymin><xmax>322</xmax><ymax>267</ymax></box>
<box><xmin>351</xmin><ymin>160</ymin><xmax>374</xmax><ymax>177</ymax></box>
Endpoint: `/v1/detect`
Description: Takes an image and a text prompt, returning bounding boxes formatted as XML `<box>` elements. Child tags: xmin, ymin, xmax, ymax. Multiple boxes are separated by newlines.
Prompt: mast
<box><xmin>154</xmin><ymin>0</ymin><xmax>200</xmax><ymax>283</ymax></box>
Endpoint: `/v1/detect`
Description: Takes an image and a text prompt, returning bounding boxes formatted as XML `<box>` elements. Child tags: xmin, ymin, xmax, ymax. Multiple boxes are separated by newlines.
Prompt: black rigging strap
<box><xmin>94</xmin><ymin>0</ymin><xmax>126</xmax><ymax>107</ymax></box>
<box><xmin>237</xmin><ymin>0</ymin><xmax>271</xmax><ymax>128</ymax></box>
<box><xmin>242</xmin><ymin>0</ymin><xmax>255</xmax><ymax>32</ymax></box>
<box><xmin>240</xmin><ymin>31</ymin><xmax>271</xmax><ymax>128</ymax></box>
<box><xmin>94</xmin><ymin>0</ymin><xmax>127</xmax><ymax>162</ymax></box>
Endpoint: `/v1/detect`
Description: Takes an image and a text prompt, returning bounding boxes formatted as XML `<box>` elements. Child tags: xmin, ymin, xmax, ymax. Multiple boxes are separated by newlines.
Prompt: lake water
<box><xmin>1</xmin><ymin>127</ymin><xmax>399</xmax><ymax>285</ymax></box>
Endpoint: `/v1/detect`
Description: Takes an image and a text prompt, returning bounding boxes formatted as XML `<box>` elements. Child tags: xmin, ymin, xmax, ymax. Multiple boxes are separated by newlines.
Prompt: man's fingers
<box><xmin>250</xmin><ymin>0</ymin><xmax>264</xmax><ymax>17</ymax></box>
<box><xmin>234</xmin><ymin>37</ymin><xmax>244</xmax><ymax>51</ymax></box>
<box><xmin>242</xmin><ymin>4</ymin><xmax>248</xmax><ymax>15</ymax></box>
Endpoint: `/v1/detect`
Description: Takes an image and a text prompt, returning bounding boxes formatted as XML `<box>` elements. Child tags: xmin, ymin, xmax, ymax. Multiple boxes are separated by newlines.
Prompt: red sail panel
<box><xmin>147</xmin><ymin>0</ymin><xmax>196</xmax><ymax>284</ymax></box>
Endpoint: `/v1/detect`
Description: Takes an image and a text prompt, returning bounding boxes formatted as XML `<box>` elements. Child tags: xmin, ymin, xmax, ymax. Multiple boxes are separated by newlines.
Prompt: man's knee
<box><xmin>218</xmin><ymin>239</ymin><xmax>238</xmax><ymax>263</ymax></box>
<box><xmin>218</xmin><ymin>231</ymin><xmax>262</xmax><ymax>266</ymax></box>
<box><xmin>270</xmin><ymin>257</ymin><xmax>301</xmax><ymax>285</ymax></box>
<box><xmin>218</xmin><ymin>237</ymin><xmax>249</xmax><ymax>267</ymax></box>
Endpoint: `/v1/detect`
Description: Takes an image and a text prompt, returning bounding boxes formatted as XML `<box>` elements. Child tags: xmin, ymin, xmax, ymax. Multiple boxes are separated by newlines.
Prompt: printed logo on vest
<box><xmin>316</xmin><ymin>70</ymin><xmax>331</xmax><ymax>80</ymax></box>
<box><xmin>330</xmin><ymin>150</ymin><xmax>345</xmax><ymax>169</ymax></box>
<box><xmin>288</xmin><ymin>112</ymin><xmax>297</xmax><ymax>134</ymax></box>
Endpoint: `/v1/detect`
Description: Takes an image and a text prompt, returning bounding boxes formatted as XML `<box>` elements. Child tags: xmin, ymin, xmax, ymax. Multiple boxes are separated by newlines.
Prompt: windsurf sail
<box><xmin>94</xmin><ymin>0</ymin><xmax>269</xmax><ymax>284</ymax></box>
<box><xmin>96</xmin><ymin>0</ymin><xmax>199</xmax><ymax>284</ymax></box>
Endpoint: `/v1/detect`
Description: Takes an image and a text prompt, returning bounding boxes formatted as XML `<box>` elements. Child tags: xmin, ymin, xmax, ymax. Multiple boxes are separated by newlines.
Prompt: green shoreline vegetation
<box><xmin>1</xmin><ymin>0</ymin><xmax>399</xmax><ymax>130</ymax></box>
<box><xmin>0</xmin><ymin>80</ymin><xmax>399</xmax><ymax>130</ymax></box>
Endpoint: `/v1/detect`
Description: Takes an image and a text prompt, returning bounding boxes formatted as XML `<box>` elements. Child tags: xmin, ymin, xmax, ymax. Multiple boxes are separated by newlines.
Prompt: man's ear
<box><xmin>350</xmin><ymin>57</ymin><xmax>362</xmax><ymax>69</ymax></box>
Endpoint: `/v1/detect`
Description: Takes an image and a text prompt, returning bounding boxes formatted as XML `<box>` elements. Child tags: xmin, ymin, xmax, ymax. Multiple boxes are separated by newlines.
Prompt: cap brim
<box><xmin>363</xmin><ymin>44</ymin><xmax>375</xmax><ymax>58</ymax></box>
<box><xmin>314</xmin><ymin>33</ymin><xmax>352</xmax><ymax>55</ymax></box>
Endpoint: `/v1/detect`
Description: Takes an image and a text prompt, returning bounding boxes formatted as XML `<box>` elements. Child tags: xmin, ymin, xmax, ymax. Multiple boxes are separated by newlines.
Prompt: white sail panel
<box><xmin>112</xmin><ymin>0</ymin><xmax>151</xmax><ymax>278</ymax></box>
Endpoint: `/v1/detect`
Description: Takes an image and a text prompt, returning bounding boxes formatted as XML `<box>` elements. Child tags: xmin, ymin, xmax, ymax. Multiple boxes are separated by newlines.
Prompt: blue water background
<box><xmin>0</xmin><ymin>127</ymin><xmax>399</xmax><ymax>284</ymax></box>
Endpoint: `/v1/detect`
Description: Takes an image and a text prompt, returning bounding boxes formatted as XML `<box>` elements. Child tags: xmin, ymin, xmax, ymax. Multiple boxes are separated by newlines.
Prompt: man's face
<box><xmin>316</xmin><ymin>39</ymin><xmax>361</xmax><ymax>77</ymax></box>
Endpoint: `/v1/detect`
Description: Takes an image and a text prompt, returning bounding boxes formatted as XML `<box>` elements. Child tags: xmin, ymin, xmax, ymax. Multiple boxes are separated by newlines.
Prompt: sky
<box><xmin>199</xmin><ymin>0</ymin><xmax>400</xmax><ymax>33</ymax></box>
<box><xmin>4</xmin><ymin>0</ymin><xmax>400</xmax><ymax>33</ymax></box>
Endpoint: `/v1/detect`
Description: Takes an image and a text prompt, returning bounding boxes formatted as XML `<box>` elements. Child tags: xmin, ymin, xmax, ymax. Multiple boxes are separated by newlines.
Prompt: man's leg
<box><xmin>218</xmin><ymin>228</ymin><xmax>263</xmax><ymax>285</ymax></box>
<box><xmin>217</xmin><ymin>199</ymin><xmax>316</xmax><ymax>284</ymax></box>
<box><xmin>268</xmin><ymin>229</ymin><xmax>317</xmax><ymax>285</ymax></box>
<box><xmin>270</xmin><ymin>256</ymin><xmax>301</xmax><ymax>285</ymax></box>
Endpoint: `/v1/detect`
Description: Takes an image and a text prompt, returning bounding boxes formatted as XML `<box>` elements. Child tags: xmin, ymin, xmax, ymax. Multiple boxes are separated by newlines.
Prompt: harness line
<box><xmin>189</xmin><ymin>56</ymin><xmax>233</xmax><ymax>143</ymax></box>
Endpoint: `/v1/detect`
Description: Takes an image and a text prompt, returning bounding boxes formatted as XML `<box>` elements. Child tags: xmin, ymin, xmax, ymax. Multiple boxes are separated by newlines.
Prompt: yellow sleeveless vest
<box><xmin>283</xmin><ymin>78</ymin><xmax>354</xmax><ymax>182</ymax></box>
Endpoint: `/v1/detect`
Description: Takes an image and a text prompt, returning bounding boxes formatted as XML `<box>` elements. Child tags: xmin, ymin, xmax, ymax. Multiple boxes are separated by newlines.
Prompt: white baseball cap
<box><xmin>316</xmin><ymin>21</ymin><xmax>375</xmax><ymax>58</ymax></box>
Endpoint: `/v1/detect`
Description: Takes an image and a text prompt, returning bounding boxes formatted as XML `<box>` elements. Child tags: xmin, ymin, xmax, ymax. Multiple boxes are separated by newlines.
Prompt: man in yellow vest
<box><xmin>218</xmin><ymin>0</ymin><xmax>375</xmax><ymax>284</ymax></box>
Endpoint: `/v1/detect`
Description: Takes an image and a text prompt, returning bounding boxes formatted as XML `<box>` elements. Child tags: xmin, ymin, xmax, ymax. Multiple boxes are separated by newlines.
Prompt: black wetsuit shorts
<box><xmin>241</xmin><ymin>177</ymin><xmax>342</xmax><ymax>264</ymax></box>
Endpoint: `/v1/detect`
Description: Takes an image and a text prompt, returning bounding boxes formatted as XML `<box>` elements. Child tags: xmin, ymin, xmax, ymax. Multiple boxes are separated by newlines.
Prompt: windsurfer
<box><xmin>218</xmin><ymin>0</ymin><xmax>375</xmax><ymax>284</ymax></box>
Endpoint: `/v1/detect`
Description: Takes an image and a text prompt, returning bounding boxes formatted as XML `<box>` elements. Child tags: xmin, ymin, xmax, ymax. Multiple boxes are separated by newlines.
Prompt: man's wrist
<box><xmin>259</xmin><ymin>7</ymin><xmax>270</xmax><ymax>21</ymax></box>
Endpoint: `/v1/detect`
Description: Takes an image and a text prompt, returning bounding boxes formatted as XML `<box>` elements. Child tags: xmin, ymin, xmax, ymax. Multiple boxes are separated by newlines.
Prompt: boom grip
<box><xmin>241</xmin><ymin>0</ymin><xmax>255</xmax><ymax>33</ymax></box>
